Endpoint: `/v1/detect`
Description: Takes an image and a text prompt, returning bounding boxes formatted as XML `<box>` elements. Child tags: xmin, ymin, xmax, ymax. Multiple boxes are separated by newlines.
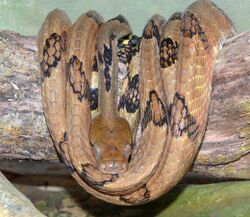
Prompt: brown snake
<box><xmin>38</xmin><ymin>0</ymin><xmax>235</xmax><ymax>205</ymax></box>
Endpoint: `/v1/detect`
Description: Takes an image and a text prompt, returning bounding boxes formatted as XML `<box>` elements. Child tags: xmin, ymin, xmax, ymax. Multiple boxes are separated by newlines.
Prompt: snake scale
<box><xmin>38</xmin><ymin>0</ymin><xmax>235</xmax><ymax>205</ymax></box>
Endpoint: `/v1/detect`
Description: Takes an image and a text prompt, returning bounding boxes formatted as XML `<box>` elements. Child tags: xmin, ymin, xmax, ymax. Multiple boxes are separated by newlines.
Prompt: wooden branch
<box><xmin>0</xmin><ymin>171</ymin><xmax>45</xmax><ymax>217</ymax></box>
<box><xmin>0</xmin><ymin>30</ymin><xmax>249</xmax><ymax>179</ymax></box>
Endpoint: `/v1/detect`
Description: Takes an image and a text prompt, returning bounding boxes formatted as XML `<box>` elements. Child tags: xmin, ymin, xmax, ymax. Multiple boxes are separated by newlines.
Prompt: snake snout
<box><xmin>99</xmin><ymin>161</ymin><xmax>127</xmax><ymax>175</ymax></box>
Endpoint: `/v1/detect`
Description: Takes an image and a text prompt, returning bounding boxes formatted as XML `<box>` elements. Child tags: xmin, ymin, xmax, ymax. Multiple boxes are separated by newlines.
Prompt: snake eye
<box><xmin>92</xmin><ymin>144</ymin><xmax>101</xmax><ymax>161</ymax></box>
<box><xmin>124</xmin><ymin>144</ymin><xmax>132</xmax><ymax>160</ymax></box>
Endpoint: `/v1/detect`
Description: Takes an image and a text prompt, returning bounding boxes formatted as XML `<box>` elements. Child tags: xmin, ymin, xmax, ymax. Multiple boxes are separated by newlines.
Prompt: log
<box><xmin>0</xmin><ymin>30</ymin><xmax>249</xmax><ymax>179</ymax></box>
<box><xmin>0</xmin><ymin>171</ymin><xmax>45</xmax><ymax>217</ymax></box>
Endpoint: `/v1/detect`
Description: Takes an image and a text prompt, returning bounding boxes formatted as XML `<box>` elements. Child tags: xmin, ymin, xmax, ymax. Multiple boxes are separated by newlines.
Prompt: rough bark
<box><xmin>0</xmin><ymin>30</ymin><xmax>249</xmax><ymax>179</ymax></box>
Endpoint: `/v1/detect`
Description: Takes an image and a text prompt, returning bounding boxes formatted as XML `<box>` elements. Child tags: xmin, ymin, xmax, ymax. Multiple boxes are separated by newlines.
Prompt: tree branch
<box><xmin>0</xmin><ymin>171</ymin><xmax>45</xmax><ymax>217</ymax></box>
<box><xmin>0</xmin><ymin>31</ymin><xmax>249</xmax><ymax>179</ymax></box>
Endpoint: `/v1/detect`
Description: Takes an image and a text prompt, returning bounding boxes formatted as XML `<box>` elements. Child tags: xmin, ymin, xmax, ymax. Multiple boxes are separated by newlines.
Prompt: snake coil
<box><xmin>38</xmin><ymin>0</ymin><xmax>235</xmax><ymax>205</ymax></box>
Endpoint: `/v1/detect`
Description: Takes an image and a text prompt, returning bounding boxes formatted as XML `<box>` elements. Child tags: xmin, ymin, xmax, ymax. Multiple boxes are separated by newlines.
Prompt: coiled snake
<box><xmin>38</xmin><ymin>0</ymin><xmax>235</xmax><ymax>205</ymax></box>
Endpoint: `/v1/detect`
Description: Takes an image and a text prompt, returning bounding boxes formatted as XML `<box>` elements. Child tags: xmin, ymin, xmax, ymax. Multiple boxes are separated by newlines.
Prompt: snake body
<box><xmin>38</xmin><ymin>0</ymin><xmax>235</xmax><ymax>205</ymax></box>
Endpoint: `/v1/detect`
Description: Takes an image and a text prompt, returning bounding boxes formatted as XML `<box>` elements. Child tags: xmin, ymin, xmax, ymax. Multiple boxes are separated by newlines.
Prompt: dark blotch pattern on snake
<box><xmin>92</xmin><ymin>55</ymin><xmax>98</xmax><ymax>72</ymax></box>
<box><xmin>118</xmin><ymin>74</ymin><xmax>139</xmax><ymax>113</ymax></box>
<box><xmin>102</xmin><ymin>44</ymin><xmax>113</xmax><ymax>91</ymax></box>
<box><xmin>68</xmin><ymin>55</ymin><xmax>90</xmax><ymax>102</ymax></box>
<box><xmin>170</xmin><ymin>92</ymin><xmax>199</xmax><ymax>141</ymax></box>
<box><xmin>81</xmin><ymin>163</ymin><xmax>118</xmax><ymax>187</ymax></box>
<box><xmin>40</xmin><ymin>32</ymin><xmax>66</xmax><ymax>78</ymax></box>
<box><xmin>181</xmin><ymin>11</ymin><xmax>209</xmax><ymax>49</ymax></box>
<box><xmin>109</xmin><ymin>15</ymin><xmax>129</xmax><ymax>24</ymax></box>
<box><xmin>141</xmin><ymin>90</ymin><xmax>168</xmax><ymax>131</ymax></box>
<box><xmin>89</xmin><ymin>88</ymin><xmax>98</xmax><ymax>110</ymax></box>
<box><xmin>117</xmin><ymin>34</ymin><xmax>140</xmax><ymax>65</ymax></box>
<box><xmin>160</xmin><ymin>37</ymin><xmax>179</xmax><ymax>68</ymax></box>
<box><xmin>119</xmin><ymin>184</ymin><xmax>151</xmax><ymax>204</ymax></box>
<box><xmin>143</xmin><ymin>19</ymin><xmax>161</xmax><ymax>43</ymax></box>
<box><xmin>58</xmin><ymin>132</ymin><xmax>76</xmax><ymax>173</ymax></box>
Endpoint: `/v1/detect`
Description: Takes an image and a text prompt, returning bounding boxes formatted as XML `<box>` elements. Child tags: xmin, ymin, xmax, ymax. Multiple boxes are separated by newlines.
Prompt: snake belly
<box><xmin>38</xmin><ymin>0</ymin><xmax>235</xmax><ymax>205</ymax></box>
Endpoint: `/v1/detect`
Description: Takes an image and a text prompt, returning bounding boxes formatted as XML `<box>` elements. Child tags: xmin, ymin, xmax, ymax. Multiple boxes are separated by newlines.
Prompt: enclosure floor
<box><xmin>4</xmin><ymin>173</ymin><xmax>250</xmax><ymax>217</ymax></box>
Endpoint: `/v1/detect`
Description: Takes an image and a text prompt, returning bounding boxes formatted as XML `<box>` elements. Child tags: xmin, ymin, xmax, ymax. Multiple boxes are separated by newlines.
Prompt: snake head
<box><xmin>90</xmin><ymin>115</ymin><xmax>133</xmax><ymax>175</ymax></box>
